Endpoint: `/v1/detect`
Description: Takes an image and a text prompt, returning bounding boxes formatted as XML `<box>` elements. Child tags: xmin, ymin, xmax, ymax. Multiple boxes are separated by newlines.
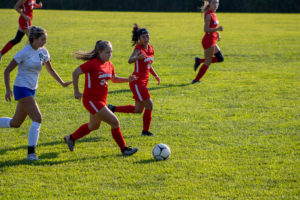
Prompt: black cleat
<box><xmin>192</xmin><ymin>80</ymin><xmax>201</xmax><ymax>84</ymax></box>
<box><xmin>141</xmin><ymin>131</ymin><xmax>155</xmax><ymax>136</ymax></box>
<box><xmin>64</xmin><ymin>135</ymin><xmax>75</xmax><ymax>151</ymax></box>
<box><xmin>194</xmin><ymin>57</ymin><xmax>201</xmax><ymax>71</ymax></box>
<box><xmin>121</xmin><ymin>147</ymin><xmax>138</xmax><ymax>156</ymax></box>
<box><xmin>108</xmin><ymin>104</ymin><xmax>116</xmax><ymax>113</ymax></box>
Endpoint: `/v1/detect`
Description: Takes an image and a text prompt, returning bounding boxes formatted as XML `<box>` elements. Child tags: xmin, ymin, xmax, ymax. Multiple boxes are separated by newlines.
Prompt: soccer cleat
<box><xmin>192</xmin><ymin>80</ymin><xmax>201</xmax><ymax>84</ymax></box>
<box><xmin>26</xmin><ymin>153</ymin><xmax>39</xmax><ymax>161</ymax></box>
<box><xmin>64</xmin><ymin>135</ymin><xmax>75</xmax><ymax>151</ymax></box>
<box><xmin>108</xmin><ymin>104</ymin><xmax>116</xmax><ymax>113</ymax></box>
<box><xmin>194</xmin><ymin>57</ymin><xmax>201</xmax><ymax>71</ymax></box>
<box><xmin>121</xmin><ymin>147</ymin><xmax>138</xmax><ymax>156</ymax></box>
<box><xmin>141</xmin><ymin>131</ymin><xmax>155</xmax><ymax>136</ymax></box>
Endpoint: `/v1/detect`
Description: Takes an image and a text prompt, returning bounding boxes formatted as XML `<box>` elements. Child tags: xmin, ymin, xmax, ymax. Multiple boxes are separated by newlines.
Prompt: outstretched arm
<box><xmin>4</xmin><ymin>59</ymin><xmax>18</xmax><ymax>102</ymax></box>
<box><xmin>111</xmin><ymin>74</ymin><xmax>137</xmax><ymax>83</ymax></box>
<box><xmin>44</xmin><ymin>61</ymin><xmax>72</xmax><ymax>87</ymax></box>
<box><xmin>33</xmin><ymin>1</ymin><xmax>43</xmax><ymax>8</ymax></box>
<box><xmin>149</xmin><ymin>66</ymin><xmax>160</xmax><ymax>85</ymax></box>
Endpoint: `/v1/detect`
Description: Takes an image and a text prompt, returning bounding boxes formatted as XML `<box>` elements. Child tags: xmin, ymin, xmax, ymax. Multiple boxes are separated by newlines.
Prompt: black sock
<box><xmin>28</xmin><ymin>146</ymin><xmax>35</xmax><ymax>154</ymax></box>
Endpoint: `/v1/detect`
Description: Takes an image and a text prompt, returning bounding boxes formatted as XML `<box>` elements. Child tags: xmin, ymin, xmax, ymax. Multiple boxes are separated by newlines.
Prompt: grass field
<box><xmin>0</xmin><ymin>9</ymin><xmax>299</xmax><ymax>199</ymax></box>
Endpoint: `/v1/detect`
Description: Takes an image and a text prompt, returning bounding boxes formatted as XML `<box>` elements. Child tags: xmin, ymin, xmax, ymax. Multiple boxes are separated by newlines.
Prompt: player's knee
<box><xmin>88</xmin><ymin>123</ymin><xmax>100</xmax><ymax>131</ymax></box>
<box><xmin>110</xmin><ymin>119</ymin><xmax>120</xmax><ymax>129</ymax></box>
<box><xmin>135</xmin><ymin>108</ymin><xmax>144</xmax><ymax>114</ymax></box>
<box><xmin>31</xmin><ymin>115</ymin><xmax>42</xmax><ymax>124</ymax></box>
<box><xmin>215</xmin><ymin>51</ymin><xmax>224</xmax><ymax>62</ymax></box>
<box><xmin>10</xmin><ymin>122</ymin><xmax>21</xmax><ymax>128</ymax></box>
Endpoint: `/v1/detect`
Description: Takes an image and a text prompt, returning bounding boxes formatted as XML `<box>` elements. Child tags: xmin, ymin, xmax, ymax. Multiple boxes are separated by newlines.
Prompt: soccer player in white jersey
<box><xmin>0</xmin><ymin>26</ymin><xmax>71</xmax><ymax>161</ymax></box>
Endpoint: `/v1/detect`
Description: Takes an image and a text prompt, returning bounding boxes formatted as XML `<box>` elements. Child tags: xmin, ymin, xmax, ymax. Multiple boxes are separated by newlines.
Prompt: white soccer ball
<box><xmin>152</xmin><ymin>143</ymin><xmax>171</xmax><ymax>161</ymax></box>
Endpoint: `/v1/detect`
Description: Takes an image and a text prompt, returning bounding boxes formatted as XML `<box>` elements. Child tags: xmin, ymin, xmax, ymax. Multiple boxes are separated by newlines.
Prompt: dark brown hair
<box><xmin>131</xmin><ymin>23</ymin><xmax>141</xmax><ymax>46</ymax></box>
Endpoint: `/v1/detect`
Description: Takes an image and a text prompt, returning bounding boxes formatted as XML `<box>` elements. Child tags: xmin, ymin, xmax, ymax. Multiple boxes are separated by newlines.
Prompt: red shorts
<box><xmin>19</xmin><ymin>16</ymin><xmax>32</xmax><ymax>30</ymax></box>
<box><xmin>202</xmin><ymin>34</ymin><xmax>217</xmax><ymax>50</ymax></box>
<box><xmin>129</xmin><ymin>82</ymin><xmax>150</xmax><ymax>102</ymax></box>
<box><xmin>83</xmin><ymin>97</ymin><xmax>106</xmax><ymax>115</ymax></box>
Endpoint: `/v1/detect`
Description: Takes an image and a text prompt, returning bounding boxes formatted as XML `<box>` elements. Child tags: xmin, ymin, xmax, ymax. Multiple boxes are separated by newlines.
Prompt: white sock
<box><xmin>28</xmin><ymin>121</ymin><xmax>41</xmax><ymax>146</ymax></box>
<box><xmin>0</xmin><ymin>117</ymin><xmax>12</xmax><ymax>128</ymax></box>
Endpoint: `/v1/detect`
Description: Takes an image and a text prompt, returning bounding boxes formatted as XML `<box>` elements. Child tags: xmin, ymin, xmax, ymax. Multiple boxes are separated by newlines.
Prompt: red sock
<box><xmin>194</xmin><ymin>64</ymin><xmax>209</xmax><ymax>82</ymax></box>
<box><xmin>199</xmin><ymin>57</ymin><xmax>218</xmax><ymax>64</ymax></box>
<box><xmin>143</xmin><ymin>109</ymin><xmax>152</xmax><ymax>132</ymax></box>
<box><xmin>115</xmin><ymin>105</ymin><xmax>135</xmax><ymax>113</ymax></box>
<box><xmin>71</xmin><ymin>123</ymin><xmax>91</xmax><ymax>141</ymax></box>
<box><xmin>111</xmin><ymin>127</ymin><xmax>126</xmax><ymax>149</ymax></box>
<box><xmin>1</xmin><ymin>42</ymin><xmax>14</xmax><ymax>55</ymax></box>
<box><xmin>212</xmin><ymin>57</ymin><xmax>218</xmax><ymax>63</ymax></box>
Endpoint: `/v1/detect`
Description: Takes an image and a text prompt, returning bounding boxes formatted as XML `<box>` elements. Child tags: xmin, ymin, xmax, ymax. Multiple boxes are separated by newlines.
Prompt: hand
<box><xmin>217</xmin><ymin>32</ymin><xmax>221</xmax><ymax>41</ymax></box>
<box><xmin>38</xmin><ymin>2</ymin><xmax>43</xmax><ymax>8</ymax></box>
<box><xmin>155</xmin><ymin>76</ymin><xmax>161</xmax><ymax>85</ymax></box>
<box><xmin>61</xmin><ymin>81</ymin><xmax>72</xmax><ymax>87</ymax></box>
<box><xmin>24</xmin><ymin>15</ymin><xmax>31</xmax><ymax>21</ymax></box>
<box><xmin>5</xmin><ymin>90</ymin><xmax>13</xmax><ymax>102</ymax></box>
<box><xmin>128</xmin><ymin>75</ymin><xmax>137</xmax><ymax>82</ymax></box>
<box><xmin>136</xmin><ymin>54</ymin><xmax>146</xmax><ymax>60</ymax></box>
<box><xmin>218</xmin><ymin>26</ymin><xmax>223</xmax><ymax>31</ymax></box>
<box><xmin>74</xmin><ymin>91</ymin><xmax>82</xmax><ymax>100</ymax></box>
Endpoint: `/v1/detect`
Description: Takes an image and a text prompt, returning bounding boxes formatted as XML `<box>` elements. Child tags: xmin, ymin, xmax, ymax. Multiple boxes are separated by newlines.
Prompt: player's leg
<box><xmin>0</xmin><ymin>100</ymin><xmax>27</xmax><ymax>128</ymax></box>
<box><xmin>0</xmin><ymin>28</ymin><xmax>25</xmax><ymax>58</ymax></box>
<box><xmin>19</xmin><ymin>96</ymin><xmax>42</xmax><ymax>160</ymax></box>
<box><xmin>194</xmin><ymin>45</ymin><xmax>224</xmax><ymax>69</ymax></box>
<box><xmin>140</xmin><ymin>98</ymin><xmax>154</xmax><ymax>136</ymax></box>
<box><xmin>214</xmin><ymin>45</ymin><xmax>224</xmax><ymax>62</ymax></box>
<box><xmin>64</xmin><ymin>114</ymin><xmax>99</xmax><ymax>152</ymax></box>
<box><xmin>94</xmin><ymin>106</ymin><xmax>138</xmax><ymax>156</ymax></box>
<box><xmin>193</xmin><ymin>46</ymin><xmax>215</xmax><ymax>83</ymax></box>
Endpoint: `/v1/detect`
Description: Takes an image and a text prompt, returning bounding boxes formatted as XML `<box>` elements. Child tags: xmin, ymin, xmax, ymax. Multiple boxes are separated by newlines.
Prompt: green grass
<box><xmin>0</xmin><ymin>9</ymin><xmax>299</xmax><ymax>199</ymax></box>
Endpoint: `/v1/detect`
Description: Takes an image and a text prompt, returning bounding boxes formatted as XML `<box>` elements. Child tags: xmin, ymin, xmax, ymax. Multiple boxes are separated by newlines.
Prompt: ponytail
<box><xmin>131</xmin><ymin>23</ymin><xmax>150</xmax><ymax>46</ymax></box>
<box><xmin>131</xmin><ymin>23</ymin><xmax>141</xmax><ymax>46</ymax></box>
<box><xmin>201</xmin><ymin>0</ymin><xmax>211</xmax><ymax>13</ymax></box>
<box><xmin>73</xmin><ymin>40</ymin><xmax>112</xmax><ymax>61</ymax></box>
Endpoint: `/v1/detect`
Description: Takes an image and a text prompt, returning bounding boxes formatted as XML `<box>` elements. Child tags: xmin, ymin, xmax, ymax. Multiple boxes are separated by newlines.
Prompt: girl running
<box><xmin>108</xmin><ymin>24</ymin><xmax>160</xmax><ymax>137</ymax></box>
<box><xmin>0</xmin><ymin>26</ymin><xmax>71</xmax><ymax>161</ymax></box>
<box><xmin>64</xmin><ymin>40</ymin><xmax>138</xmax><ymax>156</ymax></box>
<box><xmin>192</xmin><ymin>0</ymin><xmax>224</xmax><ymax>84</ymax></box>
<box><xmin>0</xmin><ymin>0</ymin><xmax>42</xmax><ymax>61</ymax></box>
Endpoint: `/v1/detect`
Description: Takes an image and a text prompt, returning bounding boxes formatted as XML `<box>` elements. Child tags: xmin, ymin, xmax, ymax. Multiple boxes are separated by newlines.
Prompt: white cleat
<box><xmin>27</xmin><ymin>153</ymin><xmax>39</xmax><ymax>161</ymax></box>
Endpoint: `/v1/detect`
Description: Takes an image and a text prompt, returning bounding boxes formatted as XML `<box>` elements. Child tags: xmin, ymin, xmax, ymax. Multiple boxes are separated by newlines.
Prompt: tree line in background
<box><xmin>0</xmin><ymin>0</ymin><xmax>299</xmax><ymax>12</ymax></box>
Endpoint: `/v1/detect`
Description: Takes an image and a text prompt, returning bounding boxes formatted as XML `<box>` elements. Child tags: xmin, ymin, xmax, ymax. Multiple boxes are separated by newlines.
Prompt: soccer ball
<box><xmin>152</xmin><ymin>143</ymin><xmax>171</xmax><ymax>161</ymax></box>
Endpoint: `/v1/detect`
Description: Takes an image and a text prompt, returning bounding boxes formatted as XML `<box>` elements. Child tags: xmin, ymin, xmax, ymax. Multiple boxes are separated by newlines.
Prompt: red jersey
<box><xmin>22</xmin><ymin>0</ymin><xmax>37</xmax><ymax>19</ymax></box>
<box><xmin>204</xmin><ymin>10</ymin><xmax>219</xmax><ymax>38</ymax></box>
<box><xmin>80</xmin><ymin>58</ymin><xmax>115</xmax><ymax>102</ymax></box>
<box><xmin>132</xmin><ymin>44</ymin><xmax>154</xmax><ymax>86</ymax></box>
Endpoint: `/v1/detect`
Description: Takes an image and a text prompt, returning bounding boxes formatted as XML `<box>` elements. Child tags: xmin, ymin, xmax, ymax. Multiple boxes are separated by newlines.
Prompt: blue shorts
<box><xmin>13</xmin><ymin>86</ymin><xmax>36</xmax><ymax>101</ymax></box>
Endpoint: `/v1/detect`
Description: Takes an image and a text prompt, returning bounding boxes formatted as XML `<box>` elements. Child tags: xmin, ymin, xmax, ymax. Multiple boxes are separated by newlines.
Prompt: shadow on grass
<box><xmin>108</xmin><ymin>83</ymin><xmax>192</xmax><ymax>95</ymax></box>
<box><xmin>0</xmin><ymin>155</ymin><xmax>104</xmax><ymax>169</ymax></box>
<box><xmin>134</xmin><ymin>158</ymin><xmax>156</xmax><ymax>164</ymax></box>
<box><xmin>0</xmin><ymin>136</ymin><xmax>104</xmax><ymax>155</ymax></box>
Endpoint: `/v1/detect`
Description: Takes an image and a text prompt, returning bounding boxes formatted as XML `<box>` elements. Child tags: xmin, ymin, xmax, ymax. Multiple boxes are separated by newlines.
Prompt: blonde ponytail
<box><xmin>201</xmin><ymin>0</ymin><xmax>211</xmax><ymax>13</ymax></box>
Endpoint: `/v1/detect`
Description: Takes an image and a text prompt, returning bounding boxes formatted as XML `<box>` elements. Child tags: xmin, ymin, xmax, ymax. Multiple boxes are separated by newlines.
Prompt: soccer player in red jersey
<box><xmin>0</xmin><ymin>0</ymin><xmax>42</xmax><ymax>61</ymax></box>
<box><xmin>108</xmin><ymin>24</ymin><xmax>160</xmax><ymax>137</ymax></box>
<box><xmin>64</xmin><ymin>40</ymin><xmax>138</xmax><ymax>156</ymax></box>
<box><xmin>192</xmin><ymin>0</ymin><xmax>224</xmax><ymax>84</ymax></box>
